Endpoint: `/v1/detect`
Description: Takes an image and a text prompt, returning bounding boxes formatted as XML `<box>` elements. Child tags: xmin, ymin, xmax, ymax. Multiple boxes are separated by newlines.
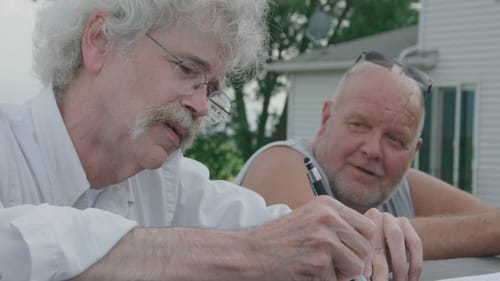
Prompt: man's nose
<box><xmin>181</xmin><ymin>87</ymin><xmax>209</xmax><ymax>119</ymax></box>
<box><xmin>360</xmin><ymin>131</ymin><xmax>383</xmax><ymax>161</ymax></box>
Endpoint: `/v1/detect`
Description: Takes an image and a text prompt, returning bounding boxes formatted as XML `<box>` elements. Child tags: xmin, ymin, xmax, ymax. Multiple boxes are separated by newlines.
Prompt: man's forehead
<box><xmin>345</xmin><ymin>62</ymin><xmax>406</xmax><ymax>84</ymax></box>
<box><xmin>337</xmin><ymin>84</ymin><xmax>422</xmax><ymax>130</ymax></box>
<box><xmin>158</xmin><ymin>21</ymin><xmax>230</xmax><ymax>74</ymax></box>
<box><xmin>339</xmin><ymin>103</ymin><xmax>418</xmax><ymax>140</ymax></box>
<box><xmin>340</xmin><ymin>62</ymin><xmax>423</xmax><ymax>107</ymax></box>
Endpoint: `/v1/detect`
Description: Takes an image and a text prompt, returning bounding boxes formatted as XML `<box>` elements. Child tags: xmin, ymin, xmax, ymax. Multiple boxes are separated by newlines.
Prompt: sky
<box><xmin>0</xmin><ymin>0</ymin><xmax>42</xmax><ymax>104</ymax></box>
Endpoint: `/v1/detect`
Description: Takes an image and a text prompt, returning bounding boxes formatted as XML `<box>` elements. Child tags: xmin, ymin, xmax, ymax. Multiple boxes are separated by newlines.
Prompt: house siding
<box><xmin>287</xmin><ymin>71</ymin><xmax>344</xmax><ymax>139</ymax></box>
<box><xmin>420</xmin><ymin>0</ymin><xmax>500</xmax><ymax>204</ymax></box>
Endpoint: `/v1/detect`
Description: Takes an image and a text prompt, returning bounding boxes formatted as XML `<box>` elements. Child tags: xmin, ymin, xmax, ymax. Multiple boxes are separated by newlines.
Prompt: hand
<box><xmin>364</xmin><ymin>209</ymin><xmax>423</xmax><ymax>281</ymax></box>
<box><xmin>247</xmin><ymin>196</ymin><xmax>376</xmax><ymax>281</ymax></box>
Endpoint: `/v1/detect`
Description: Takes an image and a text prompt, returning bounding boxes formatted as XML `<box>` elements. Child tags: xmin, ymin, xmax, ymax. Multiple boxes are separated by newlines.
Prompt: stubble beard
<box><xmin>328</xmin><ymin>170</ymin><xmax>388</xmax><ymax>213</ymax></box>
<box><xmin>330</xmin><ymin>163</ymin><xmax>411</xmax><ymax>213</ymax></box>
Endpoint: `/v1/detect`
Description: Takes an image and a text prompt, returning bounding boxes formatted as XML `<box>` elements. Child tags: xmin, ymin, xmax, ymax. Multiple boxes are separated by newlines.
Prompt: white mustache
<box><xmin>130</xmin><ymin>104</ymin><xmax>199</xmax><ymax>151</ymax></box>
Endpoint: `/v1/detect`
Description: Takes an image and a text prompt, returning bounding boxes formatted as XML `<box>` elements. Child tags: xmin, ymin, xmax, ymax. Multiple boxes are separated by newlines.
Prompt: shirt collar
<box><xmin>29</xmin><ymin>87</ymin><xmax>90</xmax><ymax>206</ymax></box>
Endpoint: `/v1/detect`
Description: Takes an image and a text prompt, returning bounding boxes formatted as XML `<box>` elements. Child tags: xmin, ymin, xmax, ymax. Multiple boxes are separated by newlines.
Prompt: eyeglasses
<box><xmin>355</xmin><ymin>51</ymin><xmax>433</xmax><ymax>95</ymax></box>
<box><xmin>145</xmin><ymin>33</ymin><xmax>231</xmax><ymax>124</ymax></box>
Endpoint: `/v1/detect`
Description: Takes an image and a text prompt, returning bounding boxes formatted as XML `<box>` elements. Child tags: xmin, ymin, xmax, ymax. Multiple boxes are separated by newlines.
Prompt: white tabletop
<box><xmin>421</xmin><ymin>256</ymin><xmax>500</xmax><ymax>281</ymax></box>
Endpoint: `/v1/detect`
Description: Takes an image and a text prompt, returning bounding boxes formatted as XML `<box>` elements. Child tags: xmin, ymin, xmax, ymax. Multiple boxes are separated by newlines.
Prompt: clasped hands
<box><xmin>250</xmin><ymin>196</ymin><xmax>422</xmax><ymax>281</ymax></box>
<box><xmin>364</xmin><ymin>208</ymin><xmax>422</xmax><ymax>281</ymax></box>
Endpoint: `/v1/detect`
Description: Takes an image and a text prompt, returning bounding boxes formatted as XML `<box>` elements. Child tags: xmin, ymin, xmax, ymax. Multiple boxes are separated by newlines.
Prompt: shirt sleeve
<box><xmin>0</xmin><ymin>203</ymin><xmax>137</xmax><ymax>281</ymax></box>
<box><xmin>173</xmin><ymin>157</ymin><xmax>291</xmax><ymax>229</ymax></box>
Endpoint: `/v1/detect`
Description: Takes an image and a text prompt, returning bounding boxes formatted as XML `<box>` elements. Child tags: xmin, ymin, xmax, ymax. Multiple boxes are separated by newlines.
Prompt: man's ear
<box><xmin>414</xmin><ymin>137</ymin><xmax>423</xmax><ymax>152</ymax></box>
<box><xmin>81</xmin><ymin>12</ymin><xmax>110</xmax><ymax>74</ymax></box>
<box><xmin>317</xmin><ymin>100</ymin><xmax>333</xmax><ymax>136</ymax></box>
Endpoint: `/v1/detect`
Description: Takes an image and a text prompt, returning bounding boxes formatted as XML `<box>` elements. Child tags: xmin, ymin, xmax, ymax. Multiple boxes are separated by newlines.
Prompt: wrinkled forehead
<box><xmin>172</xmin><ymin>13</ymin><xmax>231</xmax><ymax>67</ymax></box>
<box><xmin>336</xmin><ymin>62</ymin><xmax>424</xmax><ymax>129</ymax></box>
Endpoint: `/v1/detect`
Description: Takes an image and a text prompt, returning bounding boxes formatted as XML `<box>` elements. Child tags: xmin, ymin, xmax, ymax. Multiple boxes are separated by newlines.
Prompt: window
<box><xmin>415</xmin><ymin>84</ymin><xmax>476</xmax><ymax>192</ymax></box>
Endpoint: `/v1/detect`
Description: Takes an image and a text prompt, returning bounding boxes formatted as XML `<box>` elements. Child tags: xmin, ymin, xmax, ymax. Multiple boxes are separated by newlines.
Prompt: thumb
<box><xmin>364</xmin><ymin>208</ymin><xmax>381</xmax><ymax>222</ymax></box>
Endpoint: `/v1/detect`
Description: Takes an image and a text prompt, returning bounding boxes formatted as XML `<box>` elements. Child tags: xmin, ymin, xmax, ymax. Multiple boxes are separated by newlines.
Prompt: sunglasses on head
<box><xmin>355</xmin><ymin>51</ymin><xmax>433</xmax><ymax>95</ymax></box>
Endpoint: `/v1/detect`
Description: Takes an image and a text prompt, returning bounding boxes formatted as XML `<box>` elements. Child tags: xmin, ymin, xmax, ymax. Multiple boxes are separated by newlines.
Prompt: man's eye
<box><xmin>387</xmin><ymin>135</ymin><xmax>405</xmax><ymax>148</ymax></box>
<box><xmin>349</xmin><ymin>122</ymin><xmax>365</xmax><ymax>130</ymax></box>
<box><xmin>176</xmin><ymin>62</ymin><xmax>196</xmax><ymax>76</ymax></box>
<box><xmin>207</xmin><ymin>83</ymin><xmax>217</xmax><ymax>97</ymax></box>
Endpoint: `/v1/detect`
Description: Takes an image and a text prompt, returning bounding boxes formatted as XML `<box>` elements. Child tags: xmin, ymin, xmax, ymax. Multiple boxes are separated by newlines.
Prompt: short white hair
<box><xmin>33</xmin><ymin>0</ymin><xmax>269</xmax><ymax>93</ymax></box>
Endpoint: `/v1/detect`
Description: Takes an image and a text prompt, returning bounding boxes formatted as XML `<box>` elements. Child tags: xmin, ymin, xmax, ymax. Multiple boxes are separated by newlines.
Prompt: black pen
<box><xmin>304</xmin><ymin>157</ymin><xmax>368</xmax><ymax>281</ymax></box>
<box><xmin>304</xmin><ymin>157</ymin><xmax>328</xmax><ymax>196</ymax></box>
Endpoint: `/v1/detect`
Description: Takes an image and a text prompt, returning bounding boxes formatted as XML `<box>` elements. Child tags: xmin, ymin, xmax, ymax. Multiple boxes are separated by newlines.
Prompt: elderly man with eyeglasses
<box><xmin>237</xmin><ymin>51</ymin><xmax>500</xmax><ymax>280</ymax></box>
<box><xmin>0</xmin><ymin>1</ymin><xmax>401</xmax><ymax>281</ymax></box>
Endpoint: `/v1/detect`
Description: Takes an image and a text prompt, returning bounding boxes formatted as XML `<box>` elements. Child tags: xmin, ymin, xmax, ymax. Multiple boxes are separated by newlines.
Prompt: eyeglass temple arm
<box><xmin>210</xmin><ymin>100</ymin><xmax>231</xmax><ymax>115</ymax></box>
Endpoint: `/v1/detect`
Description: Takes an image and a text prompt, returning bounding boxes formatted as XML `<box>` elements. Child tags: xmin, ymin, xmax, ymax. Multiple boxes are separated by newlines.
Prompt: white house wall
<box><xmin>287</xmin><ymin>71</ymin><xmax>344</xmax><ymax>139</ymax></box>
<box><xmin>420</xmin><ymin>0</ymin><xmax>500</xmax><ymax>204</ymax></box>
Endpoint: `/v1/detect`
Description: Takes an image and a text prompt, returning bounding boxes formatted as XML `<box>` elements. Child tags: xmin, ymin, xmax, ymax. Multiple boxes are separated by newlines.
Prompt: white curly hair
<box><xmin>33</xmin><ymin>0</ymin><xmax>270</xmax><ymax>94</ymax></box>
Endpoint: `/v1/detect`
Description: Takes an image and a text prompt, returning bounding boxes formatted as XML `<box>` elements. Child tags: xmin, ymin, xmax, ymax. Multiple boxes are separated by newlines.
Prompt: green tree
<box><xmin>188</xmin><ymin>0</ymin><xmax>418</xmax><ymax>180</ymax></box>
<box><xmin>335</xmin><ymin>0</ymin><xmax>419</xmax><ymax>43</ymax></box>
<box><xmin>185</xmin><ymin>131</ymin><xmax>245</xmax><ymax>180</ymax></box>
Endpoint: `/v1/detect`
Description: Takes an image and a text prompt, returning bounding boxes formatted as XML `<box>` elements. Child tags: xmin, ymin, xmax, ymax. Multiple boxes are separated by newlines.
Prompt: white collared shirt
<box><xmin>0</xmin><ymin>87</ymin><xmax>291</xmax><ymax>281</ymax></box>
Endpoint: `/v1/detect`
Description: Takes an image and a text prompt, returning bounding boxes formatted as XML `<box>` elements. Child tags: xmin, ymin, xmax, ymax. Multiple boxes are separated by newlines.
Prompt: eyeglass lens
<box><xmin>207</xmin><ymin>92</ymin><xmax>231</xmax><ymax>124</ymax></box>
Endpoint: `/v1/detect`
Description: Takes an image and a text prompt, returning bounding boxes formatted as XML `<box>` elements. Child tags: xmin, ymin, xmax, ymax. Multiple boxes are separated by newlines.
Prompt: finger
<box><xmin>319</xmin><ymin>198</ymin><xmax>375</xmax><ymax>266</ymax></box>
<box><xmin>329</xmin><ymin>233</ymin><xmax>367</xmax><ymax>279</ymax></box>
<box><xmin>334</xmin><ymin>222</ymin><xmax>373</xmax><ymax>268</ymax></box>
<box><xmin>363</xmin><ymin>208</ymin><xmax>381</xmax><ymax>277</ymax></box>
<box><xmin>371</xmin><ymin>253</ymin><xmax>390</xmax><ymax>281</ymax></box>
<box><xmin>383</xmin><ymin>213</ymin><xmax>408</xmax><ymax>281</ymax></box>
<box><xmin>399</xmin><ymin>217</ymin><xmax>423</xmax><ymax>281</ymax></box>
<box><xmin>306</xmin><ymin>200</ymin><xmax>369</xmax><ymax>278</ymax></box>
<box><xmin>325</xmin><ymin>261</ymin><xmax>338</xmax><ymax>281</ymax></box>
<box><xmin>362</xmin><ymin>251</ymin><xmax>372</xmax><ymax>278</ymax></box>
<box><xmin>362</xmin><ymin>208</ymin><xmax>380</xmax><ymax>244</ymax></box>
<box><xmin>364</xmin><ymin>209</ymin><xmax>389</xmax><ymax>281</ymax></box>
<box><xmin>329</xmin><ymin>198</ymin><xmax>376</xmax><ymax>240</ymax></box>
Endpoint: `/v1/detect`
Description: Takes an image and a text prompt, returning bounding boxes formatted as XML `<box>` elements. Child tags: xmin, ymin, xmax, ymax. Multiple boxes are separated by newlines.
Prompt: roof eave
<box><xmin>265</xmin><ymin>51</ymin><xmax>438</xmax><ymax>73</ymax></box>
<box><xmin>264</xmin><ymin>60</ymin><xmax>353</xmax><ymax>72</ymax></box>
<box><xmin>401</xmin><ymin>52</ymin><xmax>439</xmax><ymax>70</ymax></box>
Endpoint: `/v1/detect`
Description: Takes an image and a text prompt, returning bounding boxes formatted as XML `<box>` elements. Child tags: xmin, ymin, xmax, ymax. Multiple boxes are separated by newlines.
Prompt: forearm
<box><xmin>72</xmin><ymin>227</ymin><xmax>267</xmax><ymax>281</ymax></box>
<box><xmin>75</xmin><ymin>197</ymin><xmax>378</xmax><ymax>281</ymax></box>
<box><xmin>411</xmin><ymin>209</ymin><xmax>500</xmax><ymax>260</ymax></box>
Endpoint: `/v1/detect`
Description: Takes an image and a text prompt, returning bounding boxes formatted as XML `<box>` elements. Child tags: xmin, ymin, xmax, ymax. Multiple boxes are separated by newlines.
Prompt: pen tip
<box><xmin>304</xmin><ymin>157</ymin><xmax>310</xmax><ymax>164</ymax></box>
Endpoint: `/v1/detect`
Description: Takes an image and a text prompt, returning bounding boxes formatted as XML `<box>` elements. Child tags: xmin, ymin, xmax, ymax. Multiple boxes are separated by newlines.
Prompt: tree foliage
<box><xmin>335</xmin><ymin>0</ymin><xmax>419</xmax><ymax>43</ymax></box>
<box><xmin>185</xmin><ymin>132</ymin><xmax>245</xmax><ymax>180</ymax></box>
